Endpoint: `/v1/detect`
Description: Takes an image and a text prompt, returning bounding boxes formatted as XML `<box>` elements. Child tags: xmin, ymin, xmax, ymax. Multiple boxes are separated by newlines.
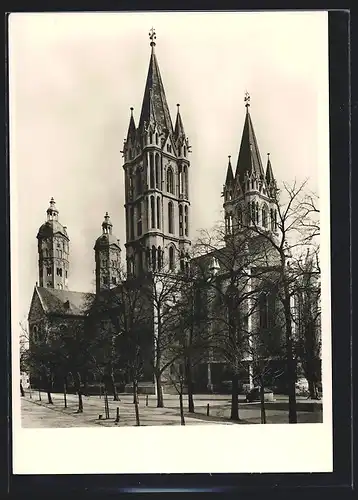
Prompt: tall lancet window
<box><xmin>157</xmin><ymin>246</ymin><xmax>162</xmax><ymax>270</ymax></box>
<box><xmin>179</xmin><ymin>165</ymin><xmax>183</xmax><ymax>195</ymax></box>
<box><xmin>155</xmin><ymin>155</ymin><xmax>160</xmax><ymax>189</ymax></box>
<box><xmin>262</xmin><ymin>204</ymin><xmax>268</xmax><ymax>228</ymax></box>
<box><xmin>136</xmin><ymin>168</ymin><xmax>142</xmax><ymax>195</ymax></box>
<box><xmin>184</xmin><ymin>165</ymin><xmax>188</xmax><ymax>198</ymax></box>
<box><xmin>169</xmin><ymin>246</ymin><xmax>175</xmax><ymax>271</ymax></box>
<box><xmin>184</xmin><ymin>206</ymin><xmax>189</xmax><ymax>237</ymax></box>
<box><xmin>152</xmin><ymin>246</ymin><xmax>156</xmax><ymax>271</ymax></box>
<box><xmin>259</xmin><ymin>292</ymin><xmax>269</xmax><ymax>330</ymax></box>
<box><xmin>179</xmin><ymin>205</ymin><xmax>183</xmax><ymax>236</ymax></box>
<box><xmin>166</xmin><ymin>167</ymin><xmax>174</xmax><ymax>194</ymax></box>
<box><xmin>256</xmin><ymin>202</ymin><xmax>260</xmax><ymax>224</ymax></box>
<box><xmin>237</xmin><ymin>207</ymin><xmax>243</xmax><ymax>228</ymax></box>
<box><xmin>150</xmin><ymin>153</ymin><xmax>155</xmax><ymax>188</ymax></box>
<box><xmin>137</xmin><ymin>202</ymin><xmax>142</xmax><ymax>236</ymax></box>
<box><xmin>156</xmin><ymin>197</ymin><xmax>161</xmax><ymax>229</ymax></box>
<box><xmin>130</xmin><ymin>206</ymin><xmax>135</xmax><ymax>240</ymax></box>
<box><xmin>168</xmin><ymin>201</ymin><xmax>174</xmax><ymax>234</ymax></box>
<box><xmin>150</xmin><ymin>196</ymin><xmax>155</xmax><ymax>229</ymax></box>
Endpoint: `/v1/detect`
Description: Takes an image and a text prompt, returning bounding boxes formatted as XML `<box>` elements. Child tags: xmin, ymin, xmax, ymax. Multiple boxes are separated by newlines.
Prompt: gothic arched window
<box><xmin>156</xmin><ymin>197</ymin><xmax>161</xmax><ymax>229</ymax></box>
<box><xmin>169</xmin><ymin>246</ymin><xmax>175</xmax><ymax>271</ymax></box>
<box><xmin>137</xmin><ymin>202</ymin><xmax>142</xmax><ymax>236</ymax></box>
<box><xmin>270</xmin><ymin>209</ymin><xmax>274</xmax><ymax>231</ymax></box>
<box><xmin>158</xmin><ymin>246</ymin><xmax>162</xmax><ymax>270</ymax></box>
<box><xmin>237</xmin><ymin>207</ymin><xmax>243</xmax><ymax>228</ymax></box>
<box><xmin>180</xmin><ymin>251</ymin><xmax>185</xmax><ymax>272</ymax></box>
<box><xmin>150</xmin><ymin>153</ymin><xmax>155</xmax><ymax>189</ymax></box>
<box><xmin>166</xmin><ymin>167</ymin><xmax>174</xmax><ymax>194</ymax></box>
<box><xmin>150</xmin><ymin>196</ymin><xmax>155</xmax><ymax>229</ymax></box>
<box><xmin>274</xmin><ymin>210</ymin><xmax>278</xmax><ymax>231</ymax></box>
<box><xmin>251</xmin><ymin>201</ymin><xmax>256</xmax><ymax>223</ymax></box>
<box><xmin>256</xmin><ymin>202</ymin><xmax>259</xmax><ymax>224</ymax></box>
<box><xmin>136</xmin><ymin>168</ymin><xmax>142</xmax><ymax>195</ymax></box>
<box><xmin>179</xmin><ymin>165</ymin><xmax>183</xmax><ymax>195</ymax></box>
<box><xmin>184</xmin><ymin>206</ymin><xmax>188</xmax><ymax>236</ymax></box>
<box><xmin>259</xmin><ymin>293</ymin><xmax>268</xmax><ymax>330</ymax></box>
<box><xmin>168</xmin><ymin>201</ymin><xmax>174</xmax><ymax>234</ymax></box>
<box><xmin>179</xmin><ymin>205</ymin><xmax>183</xmax><ymax>236</ymax></box>
<box><xmin>155</xmin><ymin>133</ymin><xmax>158</xmax><ymax>145</ymax></box>
<box><xmin>130</xmin><ymin>206</ymin><xmax>135</xmax><ymax>239</ymax></box>
<box><xmin>151</xmin><ymin>246</ymin><xmax>156</xmax><ymax>272</ymax></box>
<box><xmin>262</xmin><ymin>204</ymin><xmax>268</xmax><ymax>228</ymax></box>
<box><xmin>184</xmin><ymin>165</ymin><xmax>188</xmax><ymax>198</ymax></box>
<box><xmin>155</xmin><ymin>154</ymin><xmax>160</xmax><ymax>189</ymax></box>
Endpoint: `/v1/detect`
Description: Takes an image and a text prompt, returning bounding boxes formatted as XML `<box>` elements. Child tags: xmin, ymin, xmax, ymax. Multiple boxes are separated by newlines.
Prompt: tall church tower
<box><xmin>122</xmin><ymin>29</ymin><xmax>191</xmax><ymax>278</ymax></box>
<box><xmin>94</xmin><ymin>212</ymin><xmax>121</xmax><ymax>293</ymax></box>
<box><xmin>223</xmin><ymin>93</ymin><xmax>278</xmax><ymax>238</ymax></box>
<box><xmin>36</xmin><ymin>197</ymin><xmax>70</xmax><ymax>290</ymax></box>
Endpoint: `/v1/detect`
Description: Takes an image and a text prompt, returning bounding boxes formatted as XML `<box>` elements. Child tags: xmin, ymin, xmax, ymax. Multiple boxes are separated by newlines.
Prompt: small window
<box><xmin>167</xmin><ymin>144</ymin><xmax>172</xmax><ymax>153</ymax></box>
<box><xmin>65</xmin><ymin>270</ymin><xmax>68</xmax><ymax>279</ymax></box>
<box><xmin>47</xmin><ymin>267</ymin><xmax>52</xmax><ymax>276</ymax></box>
<box><xmin>56</xmin><ymin>267</ymin><xmax>62</xmax><ymax>277</ymax></box>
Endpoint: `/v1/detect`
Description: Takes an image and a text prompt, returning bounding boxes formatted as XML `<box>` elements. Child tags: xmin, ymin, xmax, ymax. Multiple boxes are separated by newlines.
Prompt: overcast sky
<box><xmin>9</xmin><ymin>11</ymin><xmax>328</xmax><ymax>327</ymax></box>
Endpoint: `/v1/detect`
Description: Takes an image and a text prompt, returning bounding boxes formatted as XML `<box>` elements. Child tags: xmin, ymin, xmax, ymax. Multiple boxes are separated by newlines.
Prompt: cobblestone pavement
<box><xmin>21</xmin><ymin>391</ymin><xmax>322</xmax><ymax>428</ymax></box>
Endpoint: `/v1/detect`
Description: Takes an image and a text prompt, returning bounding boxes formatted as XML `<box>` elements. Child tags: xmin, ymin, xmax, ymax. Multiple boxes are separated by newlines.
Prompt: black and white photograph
<box><xmin>10</xmin><ymin>11</ymin><xmax>332</xmax><ymax>474</ymax></box>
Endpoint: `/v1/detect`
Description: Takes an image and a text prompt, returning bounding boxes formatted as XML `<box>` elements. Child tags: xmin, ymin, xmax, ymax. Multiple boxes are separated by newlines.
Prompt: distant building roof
<box><xmin>36</xmin><ymin>287</ymin><xmax>95</xmax><ymax>316</ymax></box>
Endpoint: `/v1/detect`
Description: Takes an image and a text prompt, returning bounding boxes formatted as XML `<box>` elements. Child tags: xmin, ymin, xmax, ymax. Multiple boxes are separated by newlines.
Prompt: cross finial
<box><xmin>244</xmin><ymin>91</ymin><xmax>250</xmax><ymax>108</ymax></box>
<box><xmin>149</xmin><ymin>27</ymin><xmax>156</xmax><ymax>47</ymax></box>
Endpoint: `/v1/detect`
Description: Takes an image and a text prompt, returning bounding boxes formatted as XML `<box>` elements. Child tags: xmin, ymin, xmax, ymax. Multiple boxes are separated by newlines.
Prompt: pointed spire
<box><xmin>265</xmin><ymin>152</ymin><xmax>275</xmax><ymax>185</ymax></box>
<box><xmin>225</xmin><ymin>155</ymin><xmax>234</xmax><ymax>185</ymax></box>
<box><xmin>126</xmin><ymin>107</ymin><xmax>136</xmax><ymax>142</ymax></box>
<box><xmin>138</xmin><ymin>30</ymin><xmax>174</xmax><ymax>137</ymax></box>
<box><xmin>234</xmin><ymin>93</ymin><xmax>265</xmax><ymax>185</ymax></box>
<box><xmin>174</xmin><ymin>103</ymin><xmax>186</xmax><ymax>141</ymax></box>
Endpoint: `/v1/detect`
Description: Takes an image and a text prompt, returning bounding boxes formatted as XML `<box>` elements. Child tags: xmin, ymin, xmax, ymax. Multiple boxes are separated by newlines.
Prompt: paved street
<box><xmin>21</xmin><ymin>391</ymin><xmax>322</xmax><ymax>428</ymax></box>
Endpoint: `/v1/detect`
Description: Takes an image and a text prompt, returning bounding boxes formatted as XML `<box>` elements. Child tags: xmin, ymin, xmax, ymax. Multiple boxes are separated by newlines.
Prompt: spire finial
<box><xmin>267</xmin><ymin>152</ymin><xmax>270</xmax><ymax>157</ymax></box>
<box><xmin>244</xmin><ymin>91</ymin><xmax>250</xmax><ymax>110</ymax></box>
<box><xmin>149</xmin><ymin>27</ymin><xmax>156</xmax><ymax>48</ymax></box>
<box><xmin>130</xmin><ymin>107</ymin><xmax>134</xmax><ymax>116</ymax></box>
<box><xmin>177</xmin><ymin>103</ymin><xmax>180</xmax><ymax>110</ymax></box>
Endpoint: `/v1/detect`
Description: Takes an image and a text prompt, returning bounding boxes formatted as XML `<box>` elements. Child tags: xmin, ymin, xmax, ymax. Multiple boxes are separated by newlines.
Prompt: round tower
<box><xmin>36</xmin><ymin>197</ymin><xmax>70</xmax><ymax>290</ymax></box>
<box><xmin>94</xmin><ymin>212</ymin><xmax>122</xmax><ymax>293</ymax></box>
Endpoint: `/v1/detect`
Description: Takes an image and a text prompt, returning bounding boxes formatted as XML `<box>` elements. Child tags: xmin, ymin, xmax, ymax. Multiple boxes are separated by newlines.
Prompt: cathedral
<box><xmin>28</xmin><ymin>30</ymin><xmax>285</xmax><ymax>395</ymax></box>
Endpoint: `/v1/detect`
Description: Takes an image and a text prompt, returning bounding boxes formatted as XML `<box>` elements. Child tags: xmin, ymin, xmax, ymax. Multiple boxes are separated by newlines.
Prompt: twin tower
<box><xmin>36</xmin><ymin>30</ymin><xmax>277</xmax><ymax>295</ymax></box>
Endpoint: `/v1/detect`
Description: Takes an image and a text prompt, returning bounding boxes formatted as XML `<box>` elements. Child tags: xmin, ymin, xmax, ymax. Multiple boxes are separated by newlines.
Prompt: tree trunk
<box><xmin>63</xmin><ymin>377</ymin><xmax>68</xmax><ymax>408</ymax></box>
<box><xmin>109</xmin><ymin>373</ymin><xmax>119</xmax><ymax>401</ymax></box>
<box><xmin>47</xmin><ymin>391</ymin><xmax>53</xmax><ymax>404</ymax></box>
<box><xmin>133</xmin><ymin>379</ymin><xmax>138</xmax><ymax>404</ymax></box>
<box><xmin>283</xmin><ymin>286</ymin><xmax>297</xmax><ymax>424</ymax></box>
<box><xmin>185</xmin><ymin>357</ymin><xmax>195</xmax><ymax>413</ymax></box>
<box><xmin>179</xmin><ymin>393</ymin><xmax>185</xmax><ymax>425</ymax></box>
<box><xmin>259</xmin><ymin>381</ymin><xmax>266</xmax><ymax>424</ymax></box>
<box><xmin>308</xmin><ymin>379</ymin><xmax>319</xmax><ymax>400</ymax></box>
<box><xmin>155</xmin><ymin>372</ymin><xmax>164</xmax><ymax>408</ymax></box>
<box><xmin>20</xmin><ymin>383</ymin><xmax>25</xmax><ymax>397</ymax></box>
<box><xmin>78</xmin><ymin>390</ymin><xmax>83</xmax><ymax>413</ymax></box>
<box><xmin>134</xmin><ymin>400</ymin><xmax>140</xmax><ymax>426</ymax></box>
<box><xmin>230</xmin><ymin>373</ymin><xmax>239</xmax><ymax>421</ymax></box>
<box><xmin>75</xmin><ymin>372</ymin><xmax>83</xmax><ymax>412</ymax></box>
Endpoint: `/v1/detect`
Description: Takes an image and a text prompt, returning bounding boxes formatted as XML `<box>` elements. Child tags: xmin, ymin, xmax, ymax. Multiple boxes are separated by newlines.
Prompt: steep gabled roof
<box><xmin>138</xmin><ymin>45</ymin><xmax>174</xmax><ymax>136</ymax></box>
<box><xmin>36</xmin><ymin>287</ymin><xmax>95</xmax><ymax>317</ymax></box>
<box><xmin>235</xmin><ymin>106</ymin><xmax>265</xmax><ymax>184</ymax></box>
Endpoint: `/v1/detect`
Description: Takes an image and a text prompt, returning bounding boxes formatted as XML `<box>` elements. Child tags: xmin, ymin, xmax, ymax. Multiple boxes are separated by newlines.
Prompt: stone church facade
<box><xmin>27</xmin><ymin>31</ymin><xmax>293</xmax><ymax>395</ymax></box>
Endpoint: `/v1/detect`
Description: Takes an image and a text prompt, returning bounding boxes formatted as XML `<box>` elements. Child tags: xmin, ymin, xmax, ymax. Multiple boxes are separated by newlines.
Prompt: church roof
<box><xmin>35</xmin><ymin>287</ymin><xmax>95</xmax><ymax>317</ymax></box>
<box><xmin>126</xmin><ymin>107</ymin><xmax>136</xmax><ymax>142</ymax></box>
<box><xmin>235</xmin><ymin>105</ymin><xmax>265</xmax><ymax>185</ymax></box>
<box><xmin>37</xmin><ymin>220</ymin><xmax>69</xmax><ymax>240</ymax></box>
<box><xmin>138</xmin><ymin>43</ymin><xmax>174</xmax><ymax>136</ymax></box>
